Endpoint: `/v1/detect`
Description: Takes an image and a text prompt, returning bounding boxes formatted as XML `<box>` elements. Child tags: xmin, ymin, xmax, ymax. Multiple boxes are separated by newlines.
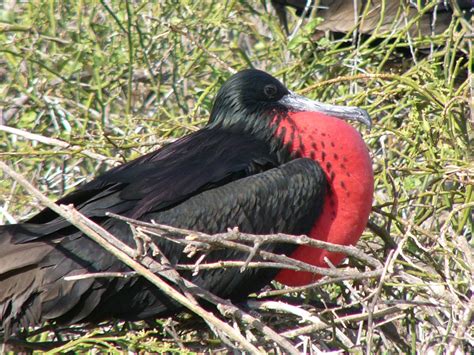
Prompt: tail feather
<box><xmin>0</xmin><ymin>270</ymin><xmax>43</xmax><ymax>337</ymax></box>
<box><xmin>0</xmin><ymin>225</ymin><xmax>49</xmax><ymax>276</ymax></box>
<box><xmin>0</xmin><ymin>225</ymin><xmax>61</xmax><ymax>338</ymax></box>
<box><xmin>0</xmin><ymin>223</ymin><xmax>167</xmax><ymax>338</ymax></box>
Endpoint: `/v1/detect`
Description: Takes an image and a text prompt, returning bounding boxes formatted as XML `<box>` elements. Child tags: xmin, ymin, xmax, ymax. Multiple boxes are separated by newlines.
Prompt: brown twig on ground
<box><xmin>278</xmin><ymin>305</ymin><xmax>412</xmax><ymax>338</ymax></box>
<box><xmin>247</xmin><ymin>300</ymin><xmax>355</xmax><ymax>348</ymax></box>
<box><xmin>258</xmin><ymin>270</ymin><xmax>382</xmax><ymax>297</ymax></box>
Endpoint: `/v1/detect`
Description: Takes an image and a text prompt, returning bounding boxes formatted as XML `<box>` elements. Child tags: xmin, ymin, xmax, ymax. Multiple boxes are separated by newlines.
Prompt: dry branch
<box><xmin>279</xmin><ymin>305</ymin><xmax>412</xmax><ymax>338</ymax></box>
<box><xmin>0</xmin><ymin>125</ymin><xmax>119</xmax><ymax>164</ymax></box>
<box><xmin>106</xmin><ymin>212</ymin><xmax>383</xmax><ymax>271</ymax></box>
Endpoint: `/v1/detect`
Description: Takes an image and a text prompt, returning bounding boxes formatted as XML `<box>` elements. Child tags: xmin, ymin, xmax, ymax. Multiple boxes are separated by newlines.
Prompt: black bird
<box><xmin>0</xmin><ymin>69</ymin><xmax>373</xmax><ymax>337</ymax></box>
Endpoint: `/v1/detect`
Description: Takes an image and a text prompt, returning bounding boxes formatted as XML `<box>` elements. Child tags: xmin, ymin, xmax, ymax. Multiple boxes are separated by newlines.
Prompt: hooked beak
<box><xmin>278</xmin><ymin>92</ymin><xmax>372</xmax><ymax>129</ymax></box>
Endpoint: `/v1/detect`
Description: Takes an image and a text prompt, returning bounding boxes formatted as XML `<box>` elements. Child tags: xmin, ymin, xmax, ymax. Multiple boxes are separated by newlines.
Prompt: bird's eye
<box><xmin>263</xmin><ymin>84</ymin><xmax>278</xmax><ymax>99</ymax></box>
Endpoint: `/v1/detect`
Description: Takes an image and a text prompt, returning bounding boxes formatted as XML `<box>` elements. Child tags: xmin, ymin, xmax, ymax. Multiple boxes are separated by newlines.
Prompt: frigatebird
<box><xmin>0</xmin><ymin>69</ymin><xmax>373</xmax><ymax>337</ymax></box>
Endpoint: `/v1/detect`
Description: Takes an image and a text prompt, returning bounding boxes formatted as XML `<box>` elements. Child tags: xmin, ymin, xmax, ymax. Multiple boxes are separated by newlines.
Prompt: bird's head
<box><xmin>208</xmin><ymin>69</ymin><xmax>371</xmax><ymax>138</ymax></box>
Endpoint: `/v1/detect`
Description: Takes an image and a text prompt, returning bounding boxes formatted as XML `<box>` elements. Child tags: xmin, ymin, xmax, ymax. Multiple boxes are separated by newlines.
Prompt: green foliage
<box><xmin>0</xmin><ymin>0</ymin><xmax>472</xmax><ymax>353</ymax></box>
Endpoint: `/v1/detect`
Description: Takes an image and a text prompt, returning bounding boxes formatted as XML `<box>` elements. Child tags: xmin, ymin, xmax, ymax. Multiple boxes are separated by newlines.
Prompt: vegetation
<box><xmin>0</xmin><ymin>0</ymin><xmax>472</xmax><ymax>353</ymax></box>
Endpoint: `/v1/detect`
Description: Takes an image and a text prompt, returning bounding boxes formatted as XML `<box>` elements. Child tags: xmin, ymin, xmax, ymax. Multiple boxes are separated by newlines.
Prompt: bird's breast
<box><xmin>273</xmin><ymin>111</ymin><xmax>374</xmax><ymax>286</ymax></box>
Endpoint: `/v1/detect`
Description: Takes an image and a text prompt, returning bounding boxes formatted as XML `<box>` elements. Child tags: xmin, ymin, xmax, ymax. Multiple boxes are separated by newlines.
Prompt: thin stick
<box><xmin>63</xmin><ymin>259</ymin><xmax>301</xmax><ymax>279</ymax></box>
<box><xmin>107</xmin><ymin>212</ymin><xmax>382</xmax><ymax>269</ymax></box>
<box><xmin>0</xmin><ymin>125</ymin><xmax>118</xmax><ymax>164</ymax></box>
<box><xmin>280</xmin><ymin>305</ymin><xmax>411</xmax><ymax>338</ymax></box>
<box><xmin>259</xmin><ymin>270</ymin><xmax>382</xmax><ymax>297</ymax></box>
<box><xmin>64</xmin><ymin>272</ymin><xmax>136</xmax><ymax>281</ymax></box>
<box><xmin>248</xmin><ymin>300</ymin><xmax>353</xmax><ymax>348</ymax></box>
<box><xmin>140</xmin><ymin>224</ymin><xmax>382</xmax><ymax>278</ymax></box>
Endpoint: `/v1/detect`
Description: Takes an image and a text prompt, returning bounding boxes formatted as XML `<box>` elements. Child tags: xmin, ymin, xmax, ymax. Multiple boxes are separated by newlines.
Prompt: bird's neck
<box><xmin>207</xmin><ymin>110</ymin><xmax>294</xmax><ymax>164</ymax></box>
<box><xmin>273</xmin><ymin>112</ymin><xmax>374</xmax><ymax>286</ymax></box>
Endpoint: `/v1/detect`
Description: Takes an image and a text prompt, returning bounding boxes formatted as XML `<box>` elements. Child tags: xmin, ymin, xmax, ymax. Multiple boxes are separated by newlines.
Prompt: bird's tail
<box><xmin>0</xmin><ymin>224</ymin><xmax>54</xmax><ymax>338</ymax></box>
<box><xmin>0</xmin><ymin>221</ymin><xmax>175</xmax><ymax>339</ymax></box>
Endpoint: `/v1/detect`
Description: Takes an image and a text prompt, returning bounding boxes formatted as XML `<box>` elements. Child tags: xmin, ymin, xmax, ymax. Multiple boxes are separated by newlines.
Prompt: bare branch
<box><xmin>0</xmin><ymin>125</ymin><xmax>119</xmax><ymax>165</ymax></box>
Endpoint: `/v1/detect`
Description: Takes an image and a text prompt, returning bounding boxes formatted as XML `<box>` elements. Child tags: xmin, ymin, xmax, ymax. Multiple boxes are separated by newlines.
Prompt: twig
<box><xmin>258</xmin><ymin>270</ymin><xmax>382</xmax><ymax>297</ymax></box>
<box><xmin>0</xmin><ymin>125</ymin><xmax>119</xmax><ymax>165</ymax></box>
<box><xmin>288</xmin><ymin>0</ymin><xmax>312</xmax><ymax>42</ymax></box>
<box><xmin>148</xmin><ymin>229</ymin><xmax>383</xmax><ymax>278</ymax></box>
<box><xmin>366</xmin><ymin>249</ymin><xmax>395</xmax><ymax>355</ymax></box>
<box><xmin>163</xmin><ymin>319</ymin><xmax>186</xmax><ymax>351</ymax></box>
<box><xmin>63</xmin><ymin>260</ymin><xmax>300</xmax><ymax>281</ymax></box>
<box><xmin>367</xmin><ymin>220</ymin><xmax>397</xmax><ymax>249</ymax></box>
<box><xmin>447</xmin><ymin>293</ymin><xmax>474</xmax><ymax>354</ymax></box>
<box><xmin>139</xmin><ymin>223</ymin><xmax>381</xmax><ymax>278</ymax></box>
<box><xmin>182</xmin><ymin>260</ymin><xmax>299</xmax><ymax>271</ymax></box>
<box><xmin>280</xmin><ymin>305</ymin><xmax>411</xmax><ymax>338</ymax></box>
<box><xmin>64</xmin><ymin>272</ymin><xmax>136</xmax><ymax>281</ymax></box>
<box><xmin>248</xmin><ymin>300</ymin><xmax>354</xmax><ymax>348</ymax></box>
<box><xmin>107</xmin><ymin>212</ymin><xmax>382</xmax><ymax>269</ymax></box>
<box><xmin>241</xmin><ymin>240</ymin><xmax>262</xmax><ymax>272</ymax></box>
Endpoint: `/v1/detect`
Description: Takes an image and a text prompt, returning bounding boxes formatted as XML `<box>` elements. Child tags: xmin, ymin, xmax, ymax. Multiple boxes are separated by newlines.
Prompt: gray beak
<box><xmin>278</xmin><ymin>92</ymin><xmax>372</xmax><ymax>129</ymax></box>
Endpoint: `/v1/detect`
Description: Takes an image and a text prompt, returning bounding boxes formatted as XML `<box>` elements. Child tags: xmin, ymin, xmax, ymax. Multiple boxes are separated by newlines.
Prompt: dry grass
<box><xmin>0</xmin><ymin>0</ymin><xmax>472</xmax><ymax>353</ymax></box>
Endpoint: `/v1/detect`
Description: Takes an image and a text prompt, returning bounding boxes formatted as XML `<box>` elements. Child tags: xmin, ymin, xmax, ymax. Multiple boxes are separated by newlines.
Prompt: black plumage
<box><xmin>0</xmin><ymin>70</ymin><xmax>328</xmax><ymax>337</ymax></box>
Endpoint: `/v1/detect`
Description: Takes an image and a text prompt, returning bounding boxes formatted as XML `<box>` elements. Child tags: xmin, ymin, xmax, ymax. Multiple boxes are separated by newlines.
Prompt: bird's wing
<box><xmin>0</xmin><ymin>158</ymin><xmax>326</xmax><ymax>331</ymax></box>
<box><xmin>148</xmin><ymin>157</ymin><xmax>327</xmax><ymax>301</ymax></box>
<box><xmin>14</xmin><ymin>128</ymin><xmax>279</xmax><ymax>242</ymax></box>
